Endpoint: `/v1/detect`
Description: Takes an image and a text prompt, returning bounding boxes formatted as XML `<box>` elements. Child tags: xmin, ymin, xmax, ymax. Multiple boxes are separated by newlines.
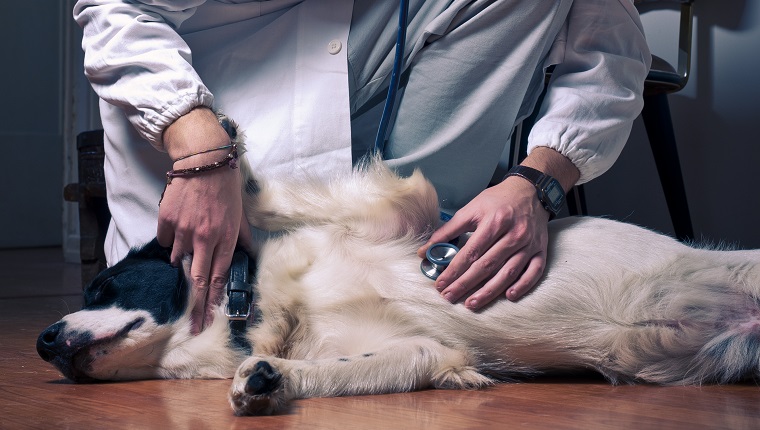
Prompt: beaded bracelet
<box><xmin>159</xmin><ymin>144</ymin><xmax>239</xmax><ymax>205</ymax></box>
<box><xmin>173</xmin><ymin>143</ymin><xmax>235</xmax><ymax>162</ymax></box>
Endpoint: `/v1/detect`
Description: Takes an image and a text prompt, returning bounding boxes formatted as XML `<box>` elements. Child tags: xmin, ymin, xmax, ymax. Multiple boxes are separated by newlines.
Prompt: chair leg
<box><xmin>641</xmin><ymin>93</ymin><xmax>694</xmax><ymax>241</ymax></box>
<box><xmin>566</xmin><ymin>185</ymin><xmax>587</xmax><ymax>216</ymax></box>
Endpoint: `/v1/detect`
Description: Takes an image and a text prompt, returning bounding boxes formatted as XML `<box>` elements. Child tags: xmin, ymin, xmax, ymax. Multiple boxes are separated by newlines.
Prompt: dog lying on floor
<box><xmin>37</xmin><ymin>141</ymin><xmax>760</xmax><ymax>415</ymax></box>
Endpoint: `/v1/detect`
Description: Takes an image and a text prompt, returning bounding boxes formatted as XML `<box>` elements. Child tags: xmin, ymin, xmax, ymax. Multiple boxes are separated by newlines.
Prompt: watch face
<box><xmin>543</xmin><ymin>180</ymin><xmax>564</xmax><ymax>211</ymax></box>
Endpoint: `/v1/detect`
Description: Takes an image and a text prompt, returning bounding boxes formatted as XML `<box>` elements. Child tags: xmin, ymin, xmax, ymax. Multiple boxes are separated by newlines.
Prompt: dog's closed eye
<box><xmin>84</xmin><ymin>276</ymin><xmax>117</xmax><ymax>307</ymax></box>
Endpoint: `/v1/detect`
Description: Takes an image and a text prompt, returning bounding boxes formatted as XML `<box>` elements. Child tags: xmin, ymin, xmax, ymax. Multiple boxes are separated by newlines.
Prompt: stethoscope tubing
<box><xmin>373</xmin><ymin>0</ymin><xmax>409</xmax><ymax>155</ymax></box>
<box><xmin>370</xmin><ymin>1</ymin><xmax>459</xmax><ymax>281</ymax></box>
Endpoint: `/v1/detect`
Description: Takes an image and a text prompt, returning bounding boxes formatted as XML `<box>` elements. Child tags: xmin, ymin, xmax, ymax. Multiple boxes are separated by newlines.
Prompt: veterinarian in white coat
<box><xmin>73</xmin><ymin>0</ymin><xmax>651</xmax><ymax>333</ymax></box>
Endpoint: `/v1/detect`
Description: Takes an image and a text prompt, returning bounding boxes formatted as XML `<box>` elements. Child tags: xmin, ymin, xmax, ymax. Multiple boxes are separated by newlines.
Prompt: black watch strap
<box><xmin>504</xmin><ymin>165</ymin><xmax>565</xmax><ymax>219</ymax></box>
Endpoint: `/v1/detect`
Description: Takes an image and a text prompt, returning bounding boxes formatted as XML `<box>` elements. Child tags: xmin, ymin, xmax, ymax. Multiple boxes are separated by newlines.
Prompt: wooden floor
<box><xmin>1</xmin><ymin>247</ymin><xmax>759</xmax><ymax>429</ymax></box>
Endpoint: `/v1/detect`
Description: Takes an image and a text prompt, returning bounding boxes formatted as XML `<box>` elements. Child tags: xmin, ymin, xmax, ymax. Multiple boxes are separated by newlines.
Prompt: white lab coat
<box><xmin>73</xmin><ymin>0</ymin><xmax>651</xmax><ymax>265</ymax></box>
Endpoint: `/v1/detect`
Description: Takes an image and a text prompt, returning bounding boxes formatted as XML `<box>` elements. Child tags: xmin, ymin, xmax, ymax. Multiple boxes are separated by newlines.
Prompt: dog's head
<box><xmin>37</xmin><ymin>240</ymin><xmax>246</xmax><ymax>382</ymax></box>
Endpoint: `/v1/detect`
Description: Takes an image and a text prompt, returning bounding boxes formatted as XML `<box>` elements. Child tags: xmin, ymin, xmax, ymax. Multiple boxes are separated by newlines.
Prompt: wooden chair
<box><xmin>63</xmin><ymin>130</ymin><xmax>110</xmax><ymax>287</ymax></box>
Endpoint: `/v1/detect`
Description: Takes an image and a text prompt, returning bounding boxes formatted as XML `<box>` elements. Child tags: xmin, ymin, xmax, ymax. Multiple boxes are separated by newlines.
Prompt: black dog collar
<box><xmin>226</xmin><ymin>251</ymin><xmax>255</xmax><ymax>354</ymax></box>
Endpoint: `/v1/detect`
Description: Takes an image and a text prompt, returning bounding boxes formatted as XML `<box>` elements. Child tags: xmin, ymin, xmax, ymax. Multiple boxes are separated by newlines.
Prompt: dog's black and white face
<box><xmin>37</xmin><ymin>240</ymin><xmax>244</xmax><ymax>382</ymax></box>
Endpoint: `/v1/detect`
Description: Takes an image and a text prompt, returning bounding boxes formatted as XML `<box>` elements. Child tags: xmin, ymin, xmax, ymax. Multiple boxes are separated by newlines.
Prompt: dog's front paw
<box><xmin>229</xmin><ymin>357</ymin><xmax>287</xmax><ymax>415</ymax></box>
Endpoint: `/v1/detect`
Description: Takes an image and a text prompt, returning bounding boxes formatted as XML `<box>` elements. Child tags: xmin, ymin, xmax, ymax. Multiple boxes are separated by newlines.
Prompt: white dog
<box><xmin>38</xmin><ymin>134</ymin><xmax>760</xmax><ymax>416</ymax></box>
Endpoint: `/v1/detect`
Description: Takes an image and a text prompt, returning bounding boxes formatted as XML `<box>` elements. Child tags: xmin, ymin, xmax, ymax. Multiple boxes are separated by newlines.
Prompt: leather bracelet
<box><xmin>159</xmin><ymin>144</ymin><xmax>238</xmax><ymax>206</ymax></box>
<box><xmin>166</xmin><ymin>144</ymin><xmax>238</xmax><ymax>184</ymax></box>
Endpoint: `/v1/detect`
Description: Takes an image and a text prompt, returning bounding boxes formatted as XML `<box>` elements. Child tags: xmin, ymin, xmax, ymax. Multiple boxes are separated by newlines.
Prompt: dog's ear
<box><xmin>126</xmin><ymin>238</ymin><xmax>172</xmax><ymax>263</ymax></box>
<box><xmin>84</xmin><ymin>238</ymin><xmax>190</xmax><ymax>322</ymax></box>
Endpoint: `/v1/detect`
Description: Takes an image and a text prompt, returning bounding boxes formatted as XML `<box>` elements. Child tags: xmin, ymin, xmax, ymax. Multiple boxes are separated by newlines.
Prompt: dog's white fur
<box><xmin>223</xmin><ymin>157</ymin><xmax>760</xmax><ymax>414</ymax></box>
<box><xmin>42</xmin><ymin>151</ymin><xmax>760</xmax><ymax>416</ymax></box>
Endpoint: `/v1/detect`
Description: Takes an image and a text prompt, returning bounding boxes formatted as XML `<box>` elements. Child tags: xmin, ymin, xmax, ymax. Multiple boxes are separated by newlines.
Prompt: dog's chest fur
<box><xmin>249</xmin><ymin>223</ymin><xmax>443</xmax><ymax>360</ymax></box>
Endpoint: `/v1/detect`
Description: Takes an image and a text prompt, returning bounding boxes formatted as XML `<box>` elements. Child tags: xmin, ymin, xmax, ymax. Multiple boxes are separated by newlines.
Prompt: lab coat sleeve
<box><xmin>73</xmin><ymin>0</ymin><xmax>214</xmax><ymax>149</ymax></box>
<box><xmin>528</xmin><ymin>0</ymin><xmax>652</xmax><ymax>184</ymax></box>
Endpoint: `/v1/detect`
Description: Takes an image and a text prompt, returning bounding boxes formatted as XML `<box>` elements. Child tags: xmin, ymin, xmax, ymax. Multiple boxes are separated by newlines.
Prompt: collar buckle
<box><xmin>225</xmin><ymin>252</ymin><xmax>254</xmax><ymax>322</ymax></box>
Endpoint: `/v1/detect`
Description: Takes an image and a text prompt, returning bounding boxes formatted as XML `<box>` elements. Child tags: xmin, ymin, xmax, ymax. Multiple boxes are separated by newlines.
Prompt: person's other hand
<box><xmin>157</xmin><ymin>107</ymin><xmax>253</xmax><ymax>334</ymax></box>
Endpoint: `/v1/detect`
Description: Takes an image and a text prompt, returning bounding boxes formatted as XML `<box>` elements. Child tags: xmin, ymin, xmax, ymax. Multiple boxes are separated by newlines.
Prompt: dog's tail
<box><xmin>239</xmin><ymin>154</ymin><xmax>440</xmax><ymax>241</ymax></box>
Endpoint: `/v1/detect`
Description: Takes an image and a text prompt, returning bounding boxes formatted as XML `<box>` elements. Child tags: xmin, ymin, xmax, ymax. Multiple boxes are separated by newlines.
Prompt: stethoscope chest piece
<box><xmin>420</xmin><ymin>242</ymin><xmax>460</xmax><ymax>280</ymax></box>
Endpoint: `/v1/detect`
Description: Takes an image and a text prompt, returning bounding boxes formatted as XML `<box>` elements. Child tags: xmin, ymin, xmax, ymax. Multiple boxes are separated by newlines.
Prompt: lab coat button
<box><xmin>327</xmin><ymin>39</ymin><xmax>342</xmax><ymax>55</ymax></box>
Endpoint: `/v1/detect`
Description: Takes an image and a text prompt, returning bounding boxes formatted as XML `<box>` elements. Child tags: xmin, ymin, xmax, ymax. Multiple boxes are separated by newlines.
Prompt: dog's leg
<box><xmin>228</xmin><ymin>337</ymin><xmax>492</xmax><ymax>415</ymax></box>
<box><xmin>718</xmin><ymin>249</ymin><xmax>760</xmax><ymax>298</ymax></box>
<box><xmin>595</xmin><ymin>249</ymin><xmax>760</xmax><ymax>385</ymax></box>
<box><xmin>693</xmin><ymin>250</ymin><xmax>760</xmax><ymax>383</ymax></box>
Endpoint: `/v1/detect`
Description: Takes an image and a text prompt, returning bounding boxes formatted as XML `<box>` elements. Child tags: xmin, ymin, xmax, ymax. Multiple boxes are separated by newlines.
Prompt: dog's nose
<box><xmin>37</xmin><ymin>322</ymin><xmax>65</xmax><ymax>362</ymax></box>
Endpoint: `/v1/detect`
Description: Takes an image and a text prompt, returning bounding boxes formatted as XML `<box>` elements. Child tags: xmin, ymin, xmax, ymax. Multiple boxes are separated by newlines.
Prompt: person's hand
<box><xmin>157</xmin><ymin>107</ymin><xmax>253</xmax><ymax>334</ymax></box>
<box><xmin>417</xmin><ymin>178</ymin><xmax>550</xmax><ymax>310</ymax></box>
<box><xmin>417</xmin><ymin>147</ymin><xmax>580</xmax><ymax>310</ymax></box>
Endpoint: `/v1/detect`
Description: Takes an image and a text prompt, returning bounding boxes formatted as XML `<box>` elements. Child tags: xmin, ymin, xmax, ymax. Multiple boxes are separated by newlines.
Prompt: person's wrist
<box><xmin>163</xmin><ymin>107</ymin><xmax>231</xmax><ymax>162</ymax></box>
<box><xmin>504</xmin><ymin>165</ymin><xmax>566</xmax><ymax>219</ymax></box>
<box><xmin>159</xmin><ymin>141</ymin><xmax>240</xmax><ymax>205</ymax></box>
<box><xmin>519</xmin><ymin>147</ymin><xmax>580</xmax><ymax>193</ymax></box>
<box><xmin>502</xmin><ymin>175</ymin><xmax>553</xmax><ymax>220</ymax></box>
<box><xmin>170</xmin><ymin>150</ymin><xmax>238</xmax><ymax>172</ymax></box>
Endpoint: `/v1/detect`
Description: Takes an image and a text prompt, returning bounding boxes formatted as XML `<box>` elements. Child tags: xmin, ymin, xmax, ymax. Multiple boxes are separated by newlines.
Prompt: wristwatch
<box><xmin>504</xmin><ymin>165</ymin><xmax>565</xmax><ymax>219</ymax></box>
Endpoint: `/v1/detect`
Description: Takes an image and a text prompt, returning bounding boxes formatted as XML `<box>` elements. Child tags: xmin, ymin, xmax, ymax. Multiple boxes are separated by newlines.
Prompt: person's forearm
<box><xmin>519</xmin><ymin>146</ymin><xmax>580</xmax><ymax>193</ymax></box>
<box><xmin>527</xmin><ymin>0</ymin><xmax>651</xmax><ymax>184</ymax></box>
<box><xmin>74</xmin><ymin>0</ymin><xmax>212</xmax><ymax>147</ymax></box>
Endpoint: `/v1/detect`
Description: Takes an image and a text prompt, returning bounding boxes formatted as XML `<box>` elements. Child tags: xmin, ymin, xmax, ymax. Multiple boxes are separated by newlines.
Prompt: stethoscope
<box><xmin>420</xmin><ymin>242</ymin><xmax>460</xmax><ymax>280</ymax></box>
<box><xmin>373</xmin><ymin>0</ymin><xmax>459</xmax><ymax>280</ymax></box>
<box><xmin>373</xmin><ymin>0</ymin><xmax>408</xmax><ymax>154</ymax></box>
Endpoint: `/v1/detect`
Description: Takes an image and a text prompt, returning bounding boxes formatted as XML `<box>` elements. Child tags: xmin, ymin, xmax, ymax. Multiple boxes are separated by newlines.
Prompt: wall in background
<box><xmin>584</xmin><ymin>0</ymin><xmax>760</xmax><ymax>248</ymax></box>
<box><xmin>0</xmin><ymin>2</ymin><xmax>64</xmax><ymax>248</ymax></box>
<box><xmin>61</xmin><ymin>0</ymin><xmax>103</xmax><ymax>262</ymax></box>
